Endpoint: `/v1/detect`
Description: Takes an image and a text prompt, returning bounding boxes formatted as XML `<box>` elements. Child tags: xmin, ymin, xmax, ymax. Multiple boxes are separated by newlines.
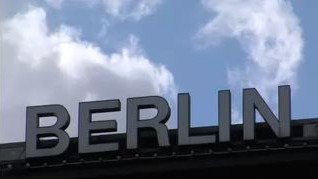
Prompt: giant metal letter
<box><xmin>243</xmin><ymin>85</ymin><xmax>291</xmax><ymax>140</ymax></box>
<box><xmin>178</xmin><ymin>93</ymin><xmax>216</xmax><ymax>145</ymax></box>
<box><xmin>127</xmin><ymin>96</ymin><xmax>170</xmax><ymax>149</ymax></box>
<box><xmin>26</xmin><ymin>105</ymin><xmax>70</xmax><ymax>158</ymax></box>
<box><xmin>218</xmin><ymin>90</ymin><xmax>231</xmax><ymax>142</ymax></box>
<box><xmin>79</xmin><ymin>100</ymin><xmax>120</xmax><ymax>153</ymax></box>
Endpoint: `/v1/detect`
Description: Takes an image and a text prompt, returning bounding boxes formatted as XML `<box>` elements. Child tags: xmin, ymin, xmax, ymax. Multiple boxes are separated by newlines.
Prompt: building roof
<box><xmin>1</xmin><ymin>118</ymin><xmax>318</xmax><ymax>178</ymax></box>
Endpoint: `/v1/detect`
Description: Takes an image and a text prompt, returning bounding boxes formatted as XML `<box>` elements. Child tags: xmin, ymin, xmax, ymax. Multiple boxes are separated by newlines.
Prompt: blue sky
<box><xmin>1</xmin><ymin>0</ymin><xmax>317</xmax><ymax>143</ymax></box>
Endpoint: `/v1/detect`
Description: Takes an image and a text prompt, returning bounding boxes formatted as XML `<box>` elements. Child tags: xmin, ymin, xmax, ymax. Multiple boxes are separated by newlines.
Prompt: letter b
<box><xmin>26</xmin><ymin>105</ymin><xmax>70</xmax><ymax>158</ymax></box>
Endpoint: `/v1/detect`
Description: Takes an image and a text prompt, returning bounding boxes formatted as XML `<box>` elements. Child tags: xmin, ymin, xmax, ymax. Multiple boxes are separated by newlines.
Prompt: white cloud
<box><xmin>44</xmin><ymin>0</ymin><xmax>162</xmax><ymax>21</ymax></box>
<box><xmin>102</xmin><ymin>0</ymin><xmax>162</xmax><ymax>21</ymax></box>
<box><xmin>196</xmin><ymin>0</ymin><xmax>304</xmax><ymax>116</ymax></box>
<box><xmin>0</xmin><ymin>7</ymin><xmax>177</xmax><ymax>143</ymax></box>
